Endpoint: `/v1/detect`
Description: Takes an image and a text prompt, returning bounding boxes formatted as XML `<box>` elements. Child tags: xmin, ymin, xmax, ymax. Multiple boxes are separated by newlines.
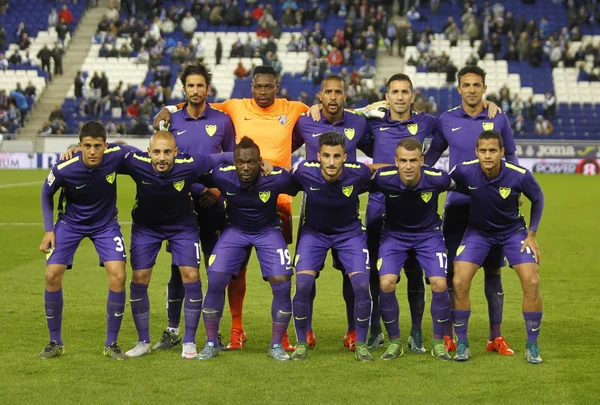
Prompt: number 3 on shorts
<box><xmin>113</xmin><ymin>236</ymin><xmax>125</xmax><ymax>252</ymax></box>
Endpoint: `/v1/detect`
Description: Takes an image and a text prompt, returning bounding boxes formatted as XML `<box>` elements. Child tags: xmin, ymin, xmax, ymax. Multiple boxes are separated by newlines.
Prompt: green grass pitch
<box><xmin>0</xmin><ymin>170</ymin><xmax>599</xmax><ymax>405</ymax></box>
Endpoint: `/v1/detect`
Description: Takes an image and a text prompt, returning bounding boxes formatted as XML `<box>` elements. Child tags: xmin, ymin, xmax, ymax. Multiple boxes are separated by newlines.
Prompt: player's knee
<box><xmin>521</xmin><ymin>272</ymin><xmax>540</xmax><ymax>294</ymax></box>
<box><xmin>269</xmin><ymin>274</ymin><xmax>292</xmax><ymax>284</ymax></box>
<box><xmin>452</xmin><ymin>274</ymin><xmax>470</xmax><ymax>294</ymax></box>
<box><xmin>179</xmin><ymin>267</ymin><xmax>199</xmax><ymax>283</ymax></box>
<box><xmin>131</xmin><ymin>270</ymin><xmax>150</xmax><ymax>285</ymax></box>
<box><xmin>429</xmin><ymin>277</ymin><xmax>447</xmax><ymax>293</ymax></box>
<box><xmin>45</xmin><ymin>266</ymin><xmax>65</xmax><ymax>289</ymax></box>
<box><xmin>108</xmin><ymin>271</ymin><xmax>126</xmax><ymax>290</ymax></box>
<box><xmin>380</xmin><ymin>278</ymin><xmax>396</xmax><ymax>293</ymax></box>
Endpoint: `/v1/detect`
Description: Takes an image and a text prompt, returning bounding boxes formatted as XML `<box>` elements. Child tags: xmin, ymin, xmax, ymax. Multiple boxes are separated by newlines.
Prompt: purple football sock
<box><xmin>351</xmin><ymin>273</ymin><xmax>372</xmax><ymax>343</ymax></box>
<box><xmin>183</xmin><ymin>280</ymin><xmax>203</xmax><ymax>344</ymax></box>
<box><xmin>431</xmin><ymin>290</ymin><xmax>451</xmax><ymax>340</ymax></box>
<box><xmin>369</xmin><ymin>269</ymin><xmax>381</xmax><ymax>331</ymax></box>
<box><xmin>130</xmin><ymin>282</ymin><xmax>150</xmax><ymax>343</ymax></box>
<box><xmin>105</xmin><ymin>290</ymin><xmax>125</xmax><ymax>346</ymax></box>
<box><xmin>44</xmin><ymin>289</ymin><xmax>63</xmax><ymax>345</ymax></box>
<box><xmin>307</xmin><ymin>281</ymin><xmax>316</xmax><ymax>331</ymax></box>
<box><xmin>270</xmin><ymin>280</ymin><xmax>292</xmax><ymax>347</ymax></box>
<box><xmin>379</xmin><ymin>290</ymin><xmax>400</xmax><ymax>340</ymax></box>
<box><xmin>445</xmin><ymin>286</ymin><xmax>454</xmax><ymax>337</ymax></box>
<box><xmin>406</xmin><ymin>269</ymin><xmax>426</xmax><ymax>331</ymax></box>
<box><xmin>452</xmin><ymin>309</ymin><xmax>471</xmax><ymax>341</ymax></box>
<box><xmin>203</xmin><ymin>272</ymin><xmax>230</xmax><ymax>345</ymax></box>
<box><xmin>485</xmin><ymin>273</ymin><xmax>504</xmax><ymax>340</ymax></box>
<box><xmin>524</xmin><ymin>311</ymin><xmax>543</xmax><ymax>343</ymax></box>
<box><xmin>167</xmin><ymin>264</ymin><xmax>185</xmax><ymax>328</ymax></box>
<box><xmin>342</xmin><ymin>274</ymin><xmax>356</xmax><ymax>332</ymax></box>
<box><xmin>293</xmin><ymin>273</ymin><xmax>314</xmax><ymax>344</ymax></box>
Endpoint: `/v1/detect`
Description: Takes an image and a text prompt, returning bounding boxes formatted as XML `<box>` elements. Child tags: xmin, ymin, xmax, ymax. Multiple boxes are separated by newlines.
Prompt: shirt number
<box><xmin>277</xmin><ymin>248</ymin><xmax>291</xmax><ymax>265</ymax></box>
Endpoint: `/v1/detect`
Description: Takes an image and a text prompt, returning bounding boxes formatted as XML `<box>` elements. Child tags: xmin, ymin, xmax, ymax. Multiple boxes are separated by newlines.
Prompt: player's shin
<box><xmin>167</xmin><ymin>264</ymin><xmax>185</xmax><ymax>329</ymax></box>
<box><xmin>379</xmin><ymin>289</ymin><xmax>400</xmax><ymax>340</ymax></box>
<box><xmin>350</xmin><ymin>273</ymin><xmax>372</xmax><ymax>343</ymax></box>
<box><xmin>431</xmin><ymin>289</ymin><xmax>451</xmax><ymax>340</ymax></box>
<box><xmin>130</xmin><ymin>282</ymin><xmax>151</xmax><ymax>343</ymax></box>
<box><xmin>342</xmin><ymin>275</ymin><xmax>356</xmax><ymax>332</ymax></box>
<box><xmin>228</xmin><ymin>266</ymin><xmax>247</xmax><ymax>331</ymax></box>
<box><xmin>484</xmin><ymin>272</ymin><xmax>504</xmax><ymax>340</ymax></box>
<box><xmin>524</xmin><ymin>311</ymin><xmax>543</xmax><ymax>344</ymax></box>
<box><xmin>203</xmin><ymin>272</ymin><xmax>230</xmax><ymax>345</ymax></box>
<box><xmin>183</xmin><ymin>280</ymin><xmax>203</xmax><ymax>344</ymax></box>
<box><xmin>44</xmin><ymin>289</ymin><xmax>64</xmax><ymax>345</ymax></box>
<box><xmin>106</xmin><ymin>290</ymin><xmax>126</xmax><ymax>346</ymax></box>
<box><xmin>293</xmin><ymin>273</ymin><xmax>315</xmax><ymax>343</ymax></box>
<box><xmin>406</xmin><ymin>268</ymin><xmax>426</xmax><ymax>335</ymax></box>
<box><xmin>270</xmin><ymin>280</ymin><xmax>292</xmax><ymax>348</ymax></box>
<box><xmin>307</xmin><ymin>282</ymin><xmax>316</xmax><ymax>332</ymax></box>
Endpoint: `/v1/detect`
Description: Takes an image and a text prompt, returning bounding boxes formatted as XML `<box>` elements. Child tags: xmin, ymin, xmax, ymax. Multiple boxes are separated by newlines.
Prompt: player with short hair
<box><xmin>290</xmin><ymin>132</ymin><xmax>373</xmax><ymax>361</ymax></box>
<box><xmin>371</xmin><ymin>138</ymin><xmax>453</xmax><ymax>361</ymax></box>
<box><xmin>291</xmin><ymin>75</ymin><xmax>373</xmax><ymax>350</ymax></box>
<box><xmin>121</xmin><ymin>131</ymin><xmax>233</xmax><ymax>359</ymax></box>
<box><xmin>39</xmin><ymin>121</ymin><xmax>136</xmax><ymax>360</ymax></box>
<box><xmin>196</xmin><ymin>137</ymin><xmax>295</xmax><ymax>361</ymax></box>
<box><xmin>425</xmin><ymin>65</ymin><xmax>518</xmax><ymax>354</ymax></box>
<box><xmin>154</xmin><ymin>61</ymin><xmax>236</xmax><ymax>351</ymax></box>
<box><xmin>154</xmin><ymin>65</ymin><xmax>309</xmax><ymax>351</ymax></box>
<box><xmin>449</xmin><ymin>130</ymin><xmax>544</xmax><ymax>363</ymax></box>
<box><xmin>364</xmin><ymin>73</ymin><xmax>438</xmax><ymax>352</ymax></box>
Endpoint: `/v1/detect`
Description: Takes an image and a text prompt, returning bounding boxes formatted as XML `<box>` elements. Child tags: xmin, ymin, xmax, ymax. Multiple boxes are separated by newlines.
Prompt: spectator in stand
<box><xmin>513</xmin><ymin>114</ymin><xmax>525</xmax><ymax>135</ymax></box>
<box><xmin>105</xmin><ymin>4</ymin><xmax>119</xmax><ymax>22</ymax></box>
<box><xmin>209</xmin><ymin>4</ymin><xmax>224</xmax><ymax>25</ymax></box>
<box><xmin>505</xmin><ymin>44</ymin><xmax>519</xmax><ymax>61</ymax></box>
<box><xmin>25</xmin><ymin>81</ymin><xmax>36</xmax><ymax>98</ymax></box>
<box><xmin>58</xmin><ymin>4</ymin><xmax>73</xmax><ymax>26</ymax></box>
<box><xmin>126</xmin><ymin>100</ymin><xmax>140</xmax><ymax>117</ymax></box>
<box><xmin>251</xmin><ymin>4</ymin><xmax>264</xmax><ymax>21</ymax></box>
<box><xmin>0</xmin><ymin>53</ymin><xmax>7</xmax><ymax>69</ymax></box>
<box><xmin>106</xmin><ymin>120</ymin><xmax>117</xmax><ymax>134</ymax></box>
<box><xmin>534</xmin><ymin>115</ymin><xmax>553</xmax><ymax>136</ymax></box>
<box><xmin>160</xmin><ymin>17</ymin><xmax>176</xmax><ymax>34</ymax></box>
<box><xmin>6</xmin><ymin>102</ymin><xmax>21</xmax><ymax>129</ymax></box>
<box><xmin>15</xmin><ymin>22</ymin><xmax>27</xmax><ymax>41</ymax></box>
<box><xmin>127</xmin><ymin>119</ymin><xmax>152</xmax><ymax>136</ymax></box>
<box><xmin>10</xmin><ymin>89</ymin><xmax>28</xmax><ymax>119</ymax></box>
<box><xmin>215</xmin><ymin>37</ymin><xmax>222</xmax><ymax>65</ymax></box>
<box><xmin>511</xmin><ymin>95</ymin><xmax>525</xmax><ymax>117</ymax></box>
<box><xmin>406</xmin><ymin>6</ymin><xmax>420</xmax><ymax>22</ymax></box>
<box><xmin>137</xmin><ymin>47</ymin><xmax>150</xmax><ymax>64</ymax></box>
<box><xmin>444</xmin><ymin>23</ymin><xmax>461</xmax><ymax>47</ymax></box>
<box><xmin>38</xmin><ymin>45</ymin><xmax>53</xmax><ymax>81</ymax></box>
<box><xmin>234</xmin><ymin>61</ymin><xmax>248</xmax><ymax>78</ymax></box>
<box><xmin>56</xmin><ymin>18</ymin><xmax>69</xmax><ymax>45</ymax></box>
<box><xmin>53</xmin><ymin>44</ymin><xmax>64</xmax><ymax>76</ymax></box>
<box><xmin>49</xmin><ymin>105</ymin><xmax>65</xmax><ymax>122</ymax></box>
<box><xmin>257</xmin><ymin>23</ymin><xmax>271</xmax><ymax>38</ymax></box>
<box><xmin>328</xmin><ymin>46</ymin><xmax>343</xmax><ymax>66</ymax></box>
<box><xmin>282</xmin><ymin>7</ymin><xmax>295</xmax><ymax>27</ymax></box>
<box><xmin>48</xmin><ymin>8</ymin><xmax>58</xmax><ymax>29</ymax></box>
<box><xmin>181</xmin><ymin>12</ymin><xmax>197</xmax><ymax>38</ymax></box>
<box><xmin>18</xmin><ymin>33</ymin><xmax>31</xmax><ymax>51</ymax></box>
<box><xmin>139</xmin><ymin>98</ymin><xmax>153</xmax><ymax>119</ymax></box>
<box><xmin>543</xmin><ymin>92</ymin><xmax>556</xmax><ymax>120</ymax></box>
<box><xmin>74</xmin><ymin>71</ymin><xmax>85</xmax><ymax>98</ymax></box>
<box><xmin>0</xmin><ymin>24</ymin><xmax>5</xmax><ymax>51</ymax></box>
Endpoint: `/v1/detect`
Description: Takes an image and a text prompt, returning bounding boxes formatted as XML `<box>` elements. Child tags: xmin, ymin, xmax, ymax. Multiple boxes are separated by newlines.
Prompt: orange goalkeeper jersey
<box><xmin>211</xmin><ymin>98</ymin><xmax>309</xmax><ymax>169</ymax></box>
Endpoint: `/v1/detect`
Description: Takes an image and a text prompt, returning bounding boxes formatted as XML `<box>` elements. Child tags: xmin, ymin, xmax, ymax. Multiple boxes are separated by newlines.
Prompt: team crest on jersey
<box><xmin>342</xmin><ymin>185</ymin><xmax>353</xmax><ymax>197</ymax></box>
<box><xmin>456</xmin><ymin>245</ymin><xmax>466</xmax><ymax>256</ymax></box>
<box><xmin>407</xmin><ymin>123</ymin><xmax>418</xmax><ymax>135</ymax></box>
<box><xmin>173</xmin><ymin>180</ymin><xmax>185</xmax><ymax>191</ymax></box>
<box><xmin>344</xmin><ymin>128</ymin><xmax>355</xmax><ymax>140</ymax></box>
<box><xmin>205</xmin><ymin>124</ymin><xmax>217</xmax><ymax>137</ymax></box>
<box><xmin>421</xmin><ymin>192</ymin><xmax>432</xmax><ymax>203</ymax></box>
<box><xmin>46</xmin><ymin>170</ymin><xmax>55</xmax><ymax>186</ymax></box>
<box><xmin>276</xmin><ymin>114</ymin><xmax>287</xmax><ymax>125</ymax></box>
<box><xmin>259</xmin><ymin>191</ymin><xmax>271</xmax><ymax>203</ymax></box>
<box><xmin>482</xmin><ymin>122</ymin><xmax>494</xmax><ymax>131</ymax></box>
<box><xmin>208</xmin><ymin>254</ymin><xmax>216</xmax><ymax>266</ymax></box>
<box><xmin>499</xmin><ymin>187</ymin><xmax>511</xmax><ymax>199</ymax></box>
<box><xmin>106</xmin><ymin>172</ymin><xmax>116</xmax><ymax>184</ymax></box>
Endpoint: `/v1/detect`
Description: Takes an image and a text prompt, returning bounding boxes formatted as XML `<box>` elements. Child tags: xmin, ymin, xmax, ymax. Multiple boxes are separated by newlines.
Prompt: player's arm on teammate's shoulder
<box><xmin>482</xmin><ymin>99</ymin><xmax>501</xmax><ymax>118</ymax></box>
<box><xmin>280</xmin><ymin>167</ymin><xmax>300</xmax><ymax>196</ymax></box>
<box><xmin>367</xmin><ymin>163</ymin><xmax>389</xmax><ymax>174</ymax></box>
<box><xmin>447</xmin><ymin>164</ymin><xmax>468</xmax><ymax>194</ymax></box>
<box><xmin>152</xmin><ymin>102</ymin><xmax>185</xmax><ymax>130</ymax></box>
<box><xmin>357</xmin><ymin>127</ymin><xmax>374</xmax><ymax>157</ymax></box>
<box><xmin>423</xmin><ymin>118</ymin><xmax>447</xmax><ymax>166</ymax></box>
<box><xmin>40</xmin><ymin>168</ymin><xmax>60</xmax><ymax>253</ymax></box>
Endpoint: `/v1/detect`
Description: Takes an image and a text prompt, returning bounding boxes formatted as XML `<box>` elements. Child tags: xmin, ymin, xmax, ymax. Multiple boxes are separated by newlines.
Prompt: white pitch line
<box><xmin>0</xmin><ymin>181</ymin><xmax>42</xmax><ymax>188</ymax></box>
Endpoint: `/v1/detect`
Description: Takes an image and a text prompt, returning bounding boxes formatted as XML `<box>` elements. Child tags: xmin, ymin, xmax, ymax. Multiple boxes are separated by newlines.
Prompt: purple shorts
<box><xmin>378</xmin><ymin>230</ymin><xmax>448</xmax><ymax>279</ymax></box>
<box><xmin>47</xmin><ymin>219</ymin><xmax>126</xmax><ymax>266</ymax></box>
<box><xmin>455</xmin><ymin>227</ymin><xmax>537</xmax><ymax>267</ymax></box>
<box><xmin>295</xmin><ymin>228</ymin><xmax>369</xmax><ymax>275</ymax></box>
<box><xmin>443</xmin><ymin>204</ymin><xmax>505</xmax><ymax>272</ymax></box>
<box><xmin>207</xmin><ymin>226</ymin><xmax>293</xmax><ymax>280</ymax></box>
<box><xmin>130</xmin><ymin>222</ymin><xmax>200</xmax><ymax>270</ymax></box>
